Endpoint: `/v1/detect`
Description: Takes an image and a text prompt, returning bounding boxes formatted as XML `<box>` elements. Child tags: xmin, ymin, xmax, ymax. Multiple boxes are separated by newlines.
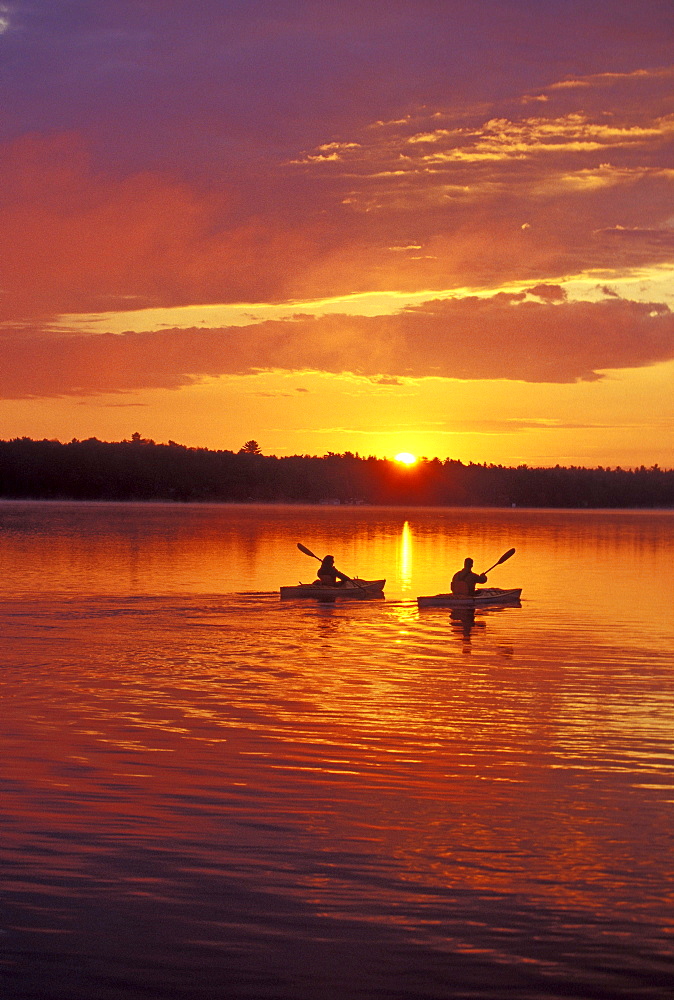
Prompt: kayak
<box><xmin>280</xmin><ymin>578</ymin><xmax>385</xmax><ymax>599</ymax></box>
<box><xmin>417</xmin><ymin>587</ymin><xmax>522</xmax><ymax>609</ymax></box>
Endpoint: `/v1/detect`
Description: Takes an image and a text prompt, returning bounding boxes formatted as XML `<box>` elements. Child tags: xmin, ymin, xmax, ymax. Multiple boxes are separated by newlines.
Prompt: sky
<box><xmin>0</xmin><ymin>0</ymin><xmax>673</xmax><ymax>467</ymax></box>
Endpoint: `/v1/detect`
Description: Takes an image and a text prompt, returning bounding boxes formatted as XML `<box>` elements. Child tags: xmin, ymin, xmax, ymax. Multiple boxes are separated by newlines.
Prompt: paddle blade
<box><xmin>496</xmin><ymin>547</ymin><xmax>516</xmax><ymax>566</ymax></box>
<box><xmin>297</xmin><ymin>542</ymin><xmax>319</xmax><ymax>560</ymax></box>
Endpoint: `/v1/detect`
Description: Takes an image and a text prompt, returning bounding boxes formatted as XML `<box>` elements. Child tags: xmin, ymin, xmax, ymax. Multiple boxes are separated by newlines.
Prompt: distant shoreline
<box><xmin>1</xmin><ymin>497</ymin><xmax>673</xmax><ymax>513</ymax></box>
<box><xmin>1</xmin><ymin>438</ymin><xmax>672</xmax><ymax>509</ymax></box>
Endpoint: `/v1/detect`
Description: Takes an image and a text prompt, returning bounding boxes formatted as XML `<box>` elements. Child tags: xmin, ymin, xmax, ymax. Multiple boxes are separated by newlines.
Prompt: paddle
<box><xmin>296</xmin><ymin>542</ymin><xmax>363</xmax><ymax>588</ymax></box>
<box><xmin>481</xmin><ymin>547</ymin><xmax>516</xmax><ymax>575</ymax></box>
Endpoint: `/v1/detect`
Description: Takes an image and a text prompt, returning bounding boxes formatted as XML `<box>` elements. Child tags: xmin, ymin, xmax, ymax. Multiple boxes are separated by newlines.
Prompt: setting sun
<box><xmin>394</xmin><ymin>452</ymin><xmax>418</xmax><ymax>466</ymax></box>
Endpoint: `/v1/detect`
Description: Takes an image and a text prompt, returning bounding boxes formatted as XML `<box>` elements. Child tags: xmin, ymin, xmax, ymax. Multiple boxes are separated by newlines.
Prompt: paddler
<box><xmin>450</xmin><ymin>557</ymin><xmax>487</xmax><ymax>596</ymax></box>
<box><xmin>316</xmin><ymin>554</ymin><xmax>349</xmax><ymax>587</ymax></box>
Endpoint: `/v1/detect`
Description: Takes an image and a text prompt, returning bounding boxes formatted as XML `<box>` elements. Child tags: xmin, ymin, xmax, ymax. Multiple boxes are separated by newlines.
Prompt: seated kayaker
<box><xmin>450</xmin><ymin>557</ymin><xmax>487</xmax><ymax>596</ymax></box>
<box><xmin>316</xmin><ymin>554</ymin><xmax>349</xmax><ymax>587</ymax></box>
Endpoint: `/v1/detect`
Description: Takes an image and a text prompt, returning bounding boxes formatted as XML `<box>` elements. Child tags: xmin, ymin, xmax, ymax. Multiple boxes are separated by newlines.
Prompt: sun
<box><xmin>394</xmin><ymin>452</ymin><xmax>418</xmax><ymax>466</ymax></box>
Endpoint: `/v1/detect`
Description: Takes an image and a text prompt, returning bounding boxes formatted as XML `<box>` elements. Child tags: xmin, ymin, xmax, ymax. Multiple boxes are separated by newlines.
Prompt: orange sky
<box><xmin>0</xmin><ymin>2</ymin><xmax>672</xmax><ymax>467</ymax></box>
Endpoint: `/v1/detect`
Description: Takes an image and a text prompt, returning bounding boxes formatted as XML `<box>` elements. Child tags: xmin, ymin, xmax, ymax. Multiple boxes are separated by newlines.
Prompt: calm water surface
<box><xmin>1</xmin><ymin>502</ymin><xmax>673</xmax><ymax>999</ymax></box>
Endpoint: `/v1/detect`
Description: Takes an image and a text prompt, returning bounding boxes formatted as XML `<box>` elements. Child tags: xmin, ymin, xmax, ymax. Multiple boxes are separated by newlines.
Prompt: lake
<box><xmin>1</xmin><ymin>501</ymin><xmax>673</xmax><ymax>1000</ymax></box>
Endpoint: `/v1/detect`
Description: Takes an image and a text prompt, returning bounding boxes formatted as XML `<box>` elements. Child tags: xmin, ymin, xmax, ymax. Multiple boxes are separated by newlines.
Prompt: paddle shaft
<box><xmin>481</xmin><ymin>547</ymin><xmax>516</xmax><ymax>575</ymax></box>
<box><xmin>297</xmin><ymin>543</ymin><xmax>321</xmax><ymax>562</ymax></box>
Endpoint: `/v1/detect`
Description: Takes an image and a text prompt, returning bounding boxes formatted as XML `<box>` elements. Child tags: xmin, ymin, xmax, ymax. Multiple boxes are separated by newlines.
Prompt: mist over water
<box><xmin>1</xmin><ymin>502</ymin><xmax>673</xmax><ymax>999</ymax></box>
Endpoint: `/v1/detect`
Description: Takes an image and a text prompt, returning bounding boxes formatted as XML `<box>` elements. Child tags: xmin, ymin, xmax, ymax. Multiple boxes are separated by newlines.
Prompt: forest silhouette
<box><xmin>0</xmin><ymin>437</ymin><xmax>671</xmax><ymax>508</ymax></box>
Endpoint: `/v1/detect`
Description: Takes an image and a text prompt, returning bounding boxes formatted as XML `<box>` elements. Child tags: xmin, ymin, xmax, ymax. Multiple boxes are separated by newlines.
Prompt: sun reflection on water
<box><xmin>398</xmin><ymin>519</ymin><xmax>413</xmax><ymax>592</ymax></box>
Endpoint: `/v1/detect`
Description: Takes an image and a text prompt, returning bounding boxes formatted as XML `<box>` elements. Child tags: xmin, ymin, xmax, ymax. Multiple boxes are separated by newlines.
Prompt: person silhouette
<box><xmin>450</xmin><ymin>557</ymin><xmax>487</xmax><ymax>596</ymax></box>
<box><xmin>316</xmin><ymin>555</ymin><xmax>349</xmax><ymax>587</ymax></box>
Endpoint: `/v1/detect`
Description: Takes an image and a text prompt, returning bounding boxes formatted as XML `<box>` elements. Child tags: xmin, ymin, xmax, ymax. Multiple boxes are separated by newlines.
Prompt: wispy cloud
<box><xmin>546</xmin><ymin>66</ymin><xmax>674</xmax><ymax>91</ymax></box>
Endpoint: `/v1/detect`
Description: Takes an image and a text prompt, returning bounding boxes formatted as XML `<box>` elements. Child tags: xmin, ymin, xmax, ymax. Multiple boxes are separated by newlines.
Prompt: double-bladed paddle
<box><xmin>481</xmin><ymin>547</ymin><xmax>516</xmax><ymax>575</ymax></box>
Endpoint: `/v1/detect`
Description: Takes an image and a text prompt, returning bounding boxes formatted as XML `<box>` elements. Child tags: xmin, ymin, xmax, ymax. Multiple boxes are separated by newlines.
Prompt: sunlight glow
<box><xmin>394</xmin><ymin>452</ymin><xmax>418</xmax><ymax>465</ymax></box>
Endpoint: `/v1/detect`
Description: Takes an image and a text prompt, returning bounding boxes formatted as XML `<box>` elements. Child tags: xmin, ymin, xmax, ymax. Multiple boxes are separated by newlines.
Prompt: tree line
<box><xmin>0</xmin><ymin>436</ymin><xmax>672</xmax><ymax>508</ymax></box>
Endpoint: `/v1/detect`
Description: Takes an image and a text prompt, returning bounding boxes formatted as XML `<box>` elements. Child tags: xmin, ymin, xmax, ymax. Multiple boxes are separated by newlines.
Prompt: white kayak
<box><xmin>417</xmin><ymin>587</ymin><xmax>522</xmax><ymax>609</ymax></box>
<box><xmin>280</xmin><ymin>579</ymin><xmax>386</xmax><ymax>599</ymax></box>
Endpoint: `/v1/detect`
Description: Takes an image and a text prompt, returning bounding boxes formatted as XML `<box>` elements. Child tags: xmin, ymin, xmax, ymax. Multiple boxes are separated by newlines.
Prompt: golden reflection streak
<box><xmin>399</xmin><ymin>520</ymin><xmax>413</xmax><ymax>593</ymax></box>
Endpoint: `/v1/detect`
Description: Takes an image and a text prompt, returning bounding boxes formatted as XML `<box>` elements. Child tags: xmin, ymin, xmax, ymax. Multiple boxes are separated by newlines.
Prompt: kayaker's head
<box><xmin>464</xmin><ymin>558</ymin><xmax>473</xmax><ymax>568</ymax></box>
<box><xmin>324</xmin><ymin>554</ymin><xmax>334</xmax><ymax>564</ymax></box>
